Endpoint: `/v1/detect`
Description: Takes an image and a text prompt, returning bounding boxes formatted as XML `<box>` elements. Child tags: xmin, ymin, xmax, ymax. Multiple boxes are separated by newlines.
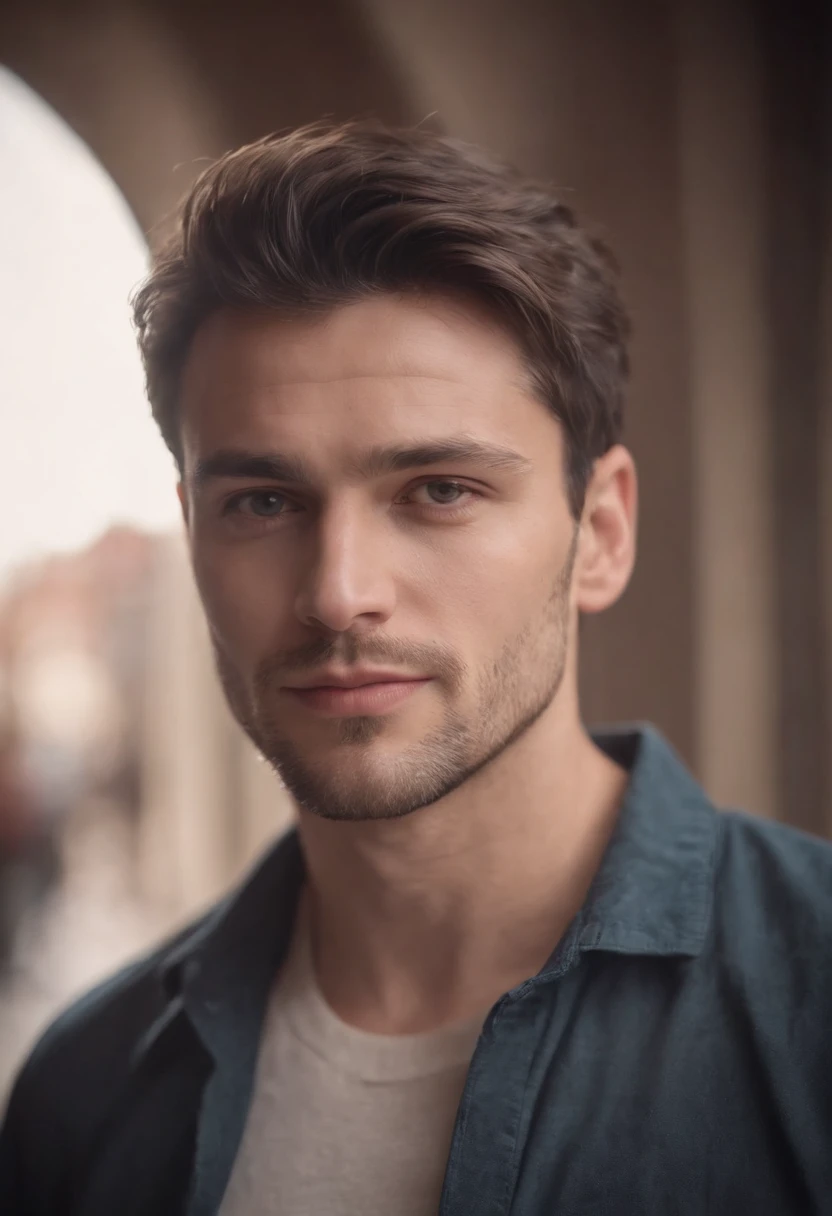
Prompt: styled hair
<box><xmin>132</xmin><ymin>120</ymin><xmax>630</xmax><ymax>516</ymax></box>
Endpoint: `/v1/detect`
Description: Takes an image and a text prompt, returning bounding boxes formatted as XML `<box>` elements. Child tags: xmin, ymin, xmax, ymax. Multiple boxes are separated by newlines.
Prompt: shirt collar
<box><xmin>136</xmin><ymin>830</ymin><xmax>305</xmax><ymax>1067</ymax></box>
<box><xmin>569</xmin><ymin>723</ymin><xmax>719</xmax><ymax>961</ymax></box>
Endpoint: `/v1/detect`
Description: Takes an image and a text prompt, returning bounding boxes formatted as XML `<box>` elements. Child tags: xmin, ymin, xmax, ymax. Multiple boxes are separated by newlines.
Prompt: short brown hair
<box><xmin>133</xmin><ymin>121</ymin><xmax>629</xmax><ymax>516</ymax></box>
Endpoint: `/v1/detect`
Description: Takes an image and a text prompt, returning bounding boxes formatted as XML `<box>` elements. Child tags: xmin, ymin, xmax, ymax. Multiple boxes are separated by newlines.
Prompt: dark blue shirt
<box><xmin>2</xmin><ymin>725</ymin><xmax>832</xmax><ymax>1214</ymax></box>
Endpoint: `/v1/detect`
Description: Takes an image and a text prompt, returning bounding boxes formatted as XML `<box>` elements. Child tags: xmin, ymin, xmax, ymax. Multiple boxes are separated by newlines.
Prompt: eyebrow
<box><xmin>192</xmin><ymin>437</ymin><xmax>532</xmax><ymax>489</ymax></box>
<box><xmin>193</xmin><ymin>450</ymin><xmax>311</xmax><ymax>489</ymax></box>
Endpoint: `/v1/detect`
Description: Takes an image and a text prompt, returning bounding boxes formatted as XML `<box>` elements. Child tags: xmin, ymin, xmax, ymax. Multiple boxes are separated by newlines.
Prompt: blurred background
<box><xmin>0</xmin><ymin>0</ymin><xmax>829</xmax><ymax>1098</ymax></box>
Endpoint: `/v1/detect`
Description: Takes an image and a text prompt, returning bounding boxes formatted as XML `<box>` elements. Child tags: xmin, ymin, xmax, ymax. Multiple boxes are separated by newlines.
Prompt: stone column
<box><xmin>677</xmin><ymin>0</ymin><xmax>777</xmax><ymax>815</ymax></box>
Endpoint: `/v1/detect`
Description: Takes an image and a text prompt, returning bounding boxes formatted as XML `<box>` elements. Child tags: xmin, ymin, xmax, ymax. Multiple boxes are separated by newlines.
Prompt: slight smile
<box><xmin>283</xmin><ymin>676</ymin><xmax>432</xmax><ymax>717</ymax></box>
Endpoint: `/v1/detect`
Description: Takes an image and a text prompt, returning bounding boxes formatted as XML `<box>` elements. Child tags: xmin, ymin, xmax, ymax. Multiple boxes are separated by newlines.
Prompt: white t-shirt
<box><xmin>219</xmin><ymin>905</ymin><xmax>485</xmax><ymax>1216</ymax></box>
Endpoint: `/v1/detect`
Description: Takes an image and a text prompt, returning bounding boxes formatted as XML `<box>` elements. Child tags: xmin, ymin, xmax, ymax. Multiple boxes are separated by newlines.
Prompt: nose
<box><xmin>294</xmin><ymin>503</ymin><xmax>396</xmax><ymax>634</ymax></box>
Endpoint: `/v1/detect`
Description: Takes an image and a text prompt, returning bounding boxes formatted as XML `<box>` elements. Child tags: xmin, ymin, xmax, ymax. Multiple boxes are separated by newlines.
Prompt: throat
<box><xmin>296</xmin><ymin>734</ymin><xmax>627</xmax><ymax>1035</ymax></box>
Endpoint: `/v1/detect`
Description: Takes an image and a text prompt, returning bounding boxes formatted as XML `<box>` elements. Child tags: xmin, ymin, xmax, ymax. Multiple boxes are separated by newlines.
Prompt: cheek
<box><xmin>190</xmin><ymin>542</ymin><xmax>294</xmax><ymax>656</ymax></box>
<box><xmin>410</xmin><ymin>526</ymin><xmax>558</xmax><ymax>655</ymax></box>
<box><xmin>424</xmin><ymin>514</ymin><xmax>561</xmax><ymax>609</ymax></box>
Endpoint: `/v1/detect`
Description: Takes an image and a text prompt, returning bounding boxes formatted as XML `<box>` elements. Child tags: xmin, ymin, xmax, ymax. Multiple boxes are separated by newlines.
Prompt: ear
<box><xmin>573</xmin><ymin>445</ymin><xmax>638</xmax><ymax>615</ymax></box>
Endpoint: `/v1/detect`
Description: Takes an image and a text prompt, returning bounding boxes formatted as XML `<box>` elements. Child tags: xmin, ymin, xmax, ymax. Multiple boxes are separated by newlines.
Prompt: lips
<box><xmin>286</xmin><ymin>670</ymin><xmax>416</xmax><ymax>691</ymax></box>
<box><xmin>283</xmin><ymin>677</ymin><xmax>431</xmax><ymax>717</ymax></box>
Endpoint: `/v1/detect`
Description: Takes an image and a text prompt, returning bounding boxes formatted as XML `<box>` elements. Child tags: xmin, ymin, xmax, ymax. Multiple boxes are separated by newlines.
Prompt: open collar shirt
<box><xmin>2</xmin><ymin>725</ymin><xmax>832</xmax><ymax>1215</ymax></box>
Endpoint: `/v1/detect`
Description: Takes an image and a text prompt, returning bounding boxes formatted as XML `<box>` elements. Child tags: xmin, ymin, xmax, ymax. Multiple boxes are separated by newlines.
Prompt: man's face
<box><xmin>179</xmin><ymin>294</ymin><xmax>580</xmax><ymax>821</ymax></box>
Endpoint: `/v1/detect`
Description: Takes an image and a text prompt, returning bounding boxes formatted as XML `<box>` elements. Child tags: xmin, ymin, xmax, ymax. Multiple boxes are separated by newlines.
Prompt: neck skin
<box><xmin>296</xmin><ymin>654</ymin><xmax>627</xmax><ymax>1035</ymax></box>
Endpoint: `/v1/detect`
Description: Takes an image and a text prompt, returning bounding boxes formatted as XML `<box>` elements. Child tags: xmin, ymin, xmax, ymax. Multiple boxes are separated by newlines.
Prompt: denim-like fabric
<box><xmin>2</xmin><ymin>725</ymin><xmax>831</xmax><ymax>1215</ymax></box>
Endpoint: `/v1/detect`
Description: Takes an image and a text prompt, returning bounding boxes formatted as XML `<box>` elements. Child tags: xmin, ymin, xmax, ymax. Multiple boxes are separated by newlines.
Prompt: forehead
<box><xmin>179</xmin><ymin>293</ymin><xmax>556</xmax><ymax>469</ymax></box>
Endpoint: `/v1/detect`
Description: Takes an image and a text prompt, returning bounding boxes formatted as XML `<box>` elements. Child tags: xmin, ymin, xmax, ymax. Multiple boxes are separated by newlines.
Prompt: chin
<box><xmin>265</xmin><ymin>743</ymin><xmax>456</xmax><ymax>822</ymax></box>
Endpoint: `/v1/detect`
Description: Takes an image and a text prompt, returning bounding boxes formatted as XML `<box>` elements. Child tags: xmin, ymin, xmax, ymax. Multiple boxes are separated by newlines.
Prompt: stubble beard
<box><xmin>213</xmin><ymin>540</ymin><xmax>576</xmax><ymax>822</ymax></box>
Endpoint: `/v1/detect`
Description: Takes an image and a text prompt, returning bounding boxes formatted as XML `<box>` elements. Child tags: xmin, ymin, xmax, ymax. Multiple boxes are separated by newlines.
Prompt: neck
<box><xmin>296</xmin><ymin>706</ymin><xmax>627</xmax><ymax>1034</ymax></box>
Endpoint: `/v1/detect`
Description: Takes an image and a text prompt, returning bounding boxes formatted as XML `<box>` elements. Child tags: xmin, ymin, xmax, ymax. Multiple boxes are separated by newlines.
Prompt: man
<box><xmin>1</xmin><ymin>121</ymin><xmax>831</xmax><ymax>1216</ymax></box>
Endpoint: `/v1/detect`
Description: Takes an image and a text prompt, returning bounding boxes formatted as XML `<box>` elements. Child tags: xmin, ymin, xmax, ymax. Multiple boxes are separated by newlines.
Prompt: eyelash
<box><xmin>222</xmin><ymin>480</ymin><xmax>481</xmax><ymax>524</ymax></box>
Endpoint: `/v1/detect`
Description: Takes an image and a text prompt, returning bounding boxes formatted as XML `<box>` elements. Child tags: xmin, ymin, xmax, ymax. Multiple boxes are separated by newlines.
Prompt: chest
<box><xmin>219</xmin><ymin>1028</ymin><xmax>470</xmax><ymax>1216</ymax></box>
<box><xmin>439</xmin><ymin>967</ymin><xmax>821</xmax><ymax>1215</ymax></box>
<box><xmin>73</xmin><ymin>961</ymin><xmax>822</xmax><ymax>1216</ymax></box>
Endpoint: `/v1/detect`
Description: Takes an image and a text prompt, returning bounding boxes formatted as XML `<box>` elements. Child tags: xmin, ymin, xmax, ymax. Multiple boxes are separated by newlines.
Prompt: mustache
<box><xmin>253</xmin><ymin>635</ymin><xmax>467</xmax><ymax>692</ymax></box>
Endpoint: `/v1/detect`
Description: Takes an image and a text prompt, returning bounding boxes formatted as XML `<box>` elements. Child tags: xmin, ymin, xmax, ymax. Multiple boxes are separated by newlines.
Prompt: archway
<box><xmin>0</xmin><ymin>68</ymin><xmax>179</xmax><ymax>578</ymax></box>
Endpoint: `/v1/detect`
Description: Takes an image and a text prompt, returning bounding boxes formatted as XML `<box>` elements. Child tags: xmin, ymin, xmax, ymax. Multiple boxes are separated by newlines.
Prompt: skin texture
<box><xmin>179</xmin><ymin>292</ymin><xmax>638</xmax><ymax>1031</ymax></box>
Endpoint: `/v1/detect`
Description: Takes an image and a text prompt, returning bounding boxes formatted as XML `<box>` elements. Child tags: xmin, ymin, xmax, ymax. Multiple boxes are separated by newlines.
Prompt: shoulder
<box><xmin>10</xmin><ymin>909</ymin><xmax>209</xmax><ymax>1090</ymax></box>
<box><xmin>2</xmin><ymin>831</ymin><xmax>298</xmax><ymax>1133</ymax></box>
<box><xmin>0</xmin><ymin>908</ymin><xmax>212</xmax><ymax>1200</ymax></box>
<box><xmin>709</xmin><ymin>808</ymin><xmax>832</xmax><ymax>995</ymax></box>
<box><xmin>699</xmin><ymin>810</ymin><xmax>832</xmax><ymax>1143</ymax></box>
<box><xmin>0</xmin><ymin>831</ymin><xmax>300</xmax><ymax>1211</ymax></box>
<box><xmin>716</xmin><ymin>808</ymin><xmax>832</xmax><ymax>920</ymax></box>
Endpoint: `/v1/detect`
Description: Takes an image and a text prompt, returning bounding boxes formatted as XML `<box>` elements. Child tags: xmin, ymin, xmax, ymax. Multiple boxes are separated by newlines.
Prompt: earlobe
<box><xmin>573</xmin><ymin>446</ymin><xmax>637</xmax><ymax>616</ymax></box>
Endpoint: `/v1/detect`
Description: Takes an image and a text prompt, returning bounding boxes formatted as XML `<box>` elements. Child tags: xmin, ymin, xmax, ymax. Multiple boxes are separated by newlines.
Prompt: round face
<box><xmin>179</xmin><ymin>294</ymin><xmax>580</xmax><ymax>821</ymax></box>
